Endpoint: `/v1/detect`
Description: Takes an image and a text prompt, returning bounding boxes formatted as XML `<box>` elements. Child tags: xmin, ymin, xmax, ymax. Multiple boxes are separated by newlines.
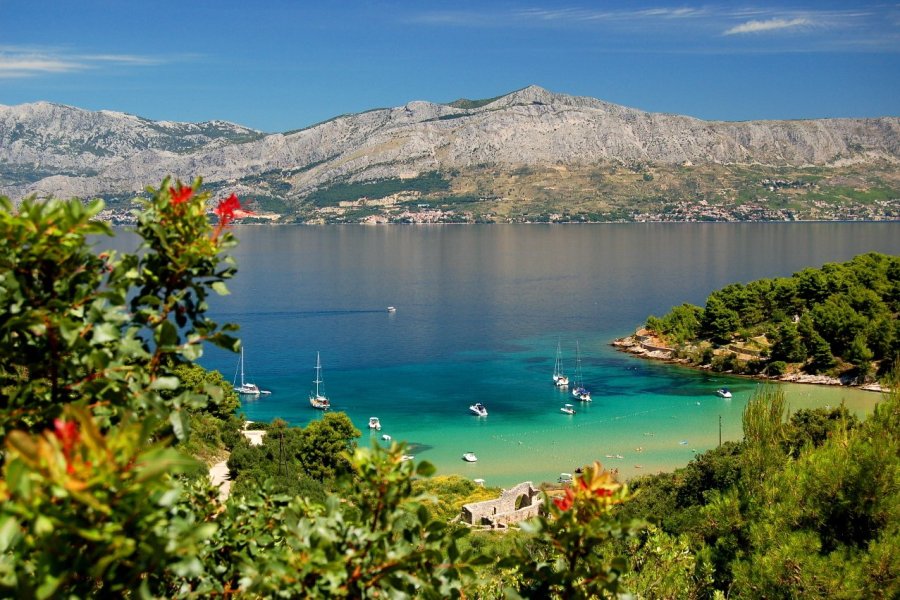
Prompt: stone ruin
<box><xmin>460</xmin><ymin>481</ymin><xmax>543</xmax><ymax>528</ymax></box>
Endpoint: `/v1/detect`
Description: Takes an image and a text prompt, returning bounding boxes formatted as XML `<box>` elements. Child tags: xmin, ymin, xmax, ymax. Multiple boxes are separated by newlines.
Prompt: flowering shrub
<box><xmin>505</xmin><ymin>462</ymin><xmax>641</xmax><ymax>599</ymax></box>
<box><xmin>0</xmin><ymin>181</ymin><xmax>640</xmax><ymax>597</ymax></box>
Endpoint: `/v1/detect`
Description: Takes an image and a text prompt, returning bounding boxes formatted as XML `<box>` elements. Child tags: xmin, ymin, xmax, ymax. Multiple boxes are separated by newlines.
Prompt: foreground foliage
<box><xmin>0</xmin><ymin>183</ymin><xmax>638</xmax><ymax>598</ymax></box>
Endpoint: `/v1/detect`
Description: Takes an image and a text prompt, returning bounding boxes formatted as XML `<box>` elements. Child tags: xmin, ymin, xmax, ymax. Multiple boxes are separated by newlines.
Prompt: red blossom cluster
<box><xmin>169</xmin><ymin>185</ymin><xmax>194</xmax><ymax>205</ymax></box>
<box><xmin>215</xmin><ymin>193</ymin><xmax>242</xmax><ymax>226</ymax></box>
<box><xmin>553</xmin><ymin>470</ymin><xmax>617</xmax><ymax>511</ymax></box>
<box><xmin>53</xmin><ymin>419</ymin><xmax>80</xmax><ymax>475</ymax></box>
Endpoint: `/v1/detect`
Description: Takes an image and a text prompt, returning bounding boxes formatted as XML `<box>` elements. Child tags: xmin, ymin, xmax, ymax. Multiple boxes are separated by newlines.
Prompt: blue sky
<box><xmin>1</xmin><ymin>1</ymin><xmax>898</xmax><ymax>132</ymax></box>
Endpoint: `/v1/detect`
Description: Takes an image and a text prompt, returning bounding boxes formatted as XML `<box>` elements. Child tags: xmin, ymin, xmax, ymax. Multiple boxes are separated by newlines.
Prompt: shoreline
<box><xmin>611</xmin><ymin>334</ymin><xmax>887</xmax><ymax>394</ymax></box>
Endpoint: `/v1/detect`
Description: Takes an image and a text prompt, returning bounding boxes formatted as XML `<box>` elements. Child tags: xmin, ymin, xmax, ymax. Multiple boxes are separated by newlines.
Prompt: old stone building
<box><xmin>460</xmin><ymin>482</ymin><xmax>543</xmax><ymax>528</ymax></box>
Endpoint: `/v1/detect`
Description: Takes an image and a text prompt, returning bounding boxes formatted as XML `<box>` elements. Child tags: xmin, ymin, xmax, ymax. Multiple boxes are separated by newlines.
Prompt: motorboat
<box><xmin>382</xmin><ymin>434</ymin><xmax>392</xmax><ymax>441</ymax></box>
<box><xmin>387</xmin><ymin>306</ymin><xmax>397</xmax><ymax>312</ymax></box>
<box><xmin>233</xmin><ymin>347</ymin><xmax>271</xmax><ymax>395</ymax></box>
<box><xmin>368</xmin><ymin>417</ymin><xmax>382</xmax><ymax>430</ymax></box>
<box><xmin>716</xmin><ymin>388</ymin><xmax>733</xmax><ymax>399</ymax></box>
<box><xmin>469</xmin><ymin>403</ymin><xmax>488</xmax><ymax>417</ymax></box>
<box><xmin>462</xmin><ymin>452</ymin><xmax>478</xmax><ymax>462</ymax></box>
<box><xmin>401</xmin><ymin>454</ymin><xmax>414</xmax><ymax>462</ymax></box>
<box><xmin>558</xmin><ymin>472</ymin><xmax>574</xmax><ymax>484</ymax></box>
<box><xmin>309</xmin><ymin>351</ymin><xmax>330</xmax><ymax>410</ymax></box>
<box><xmin>560</xmin><ymin>404</ymin><xmax>576</xmax><ymax>415</ymax></box>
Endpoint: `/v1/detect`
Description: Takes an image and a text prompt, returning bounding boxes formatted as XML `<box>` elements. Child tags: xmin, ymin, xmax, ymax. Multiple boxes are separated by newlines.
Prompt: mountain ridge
<box><xmin>1</xmin><ymin>86</ymin><xmax>898</xmax><ymax>221</ymax></box>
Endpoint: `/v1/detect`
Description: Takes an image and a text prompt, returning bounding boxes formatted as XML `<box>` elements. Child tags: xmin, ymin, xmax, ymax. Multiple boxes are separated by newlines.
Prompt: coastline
<box><xmin>611</xmin><ymin>333</ymin><xmax>887</xmax><ymax>394</ymax></box>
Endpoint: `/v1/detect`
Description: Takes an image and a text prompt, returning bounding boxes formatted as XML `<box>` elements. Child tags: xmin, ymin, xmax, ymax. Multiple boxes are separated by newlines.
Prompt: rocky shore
<box><xmin>611</xmin><ymin>333</ymin><xmax>886</xmax><ymax>393</ymax></box>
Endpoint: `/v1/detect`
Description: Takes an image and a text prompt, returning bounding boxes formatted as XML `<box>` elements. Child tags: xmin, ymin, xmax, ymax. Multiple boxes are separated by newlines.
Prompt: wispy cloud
<box><xmin>724</xmin><ymin>17</ymin><xmax>813</xmax><ymax>35</ymax></box>
<box><xmin>406</xmin><ymin>4</ymin><xmax>897</xmax><ymax>52</ymax></box>
<box><xmin>0</xmin><ymin>56</ymin><xmax>85</xmax><ymax>77</ymax></box>
<box><xmin>0</xmin><ymin>47</ymin><xmax>163</xmax><ymax>78</ymax></box>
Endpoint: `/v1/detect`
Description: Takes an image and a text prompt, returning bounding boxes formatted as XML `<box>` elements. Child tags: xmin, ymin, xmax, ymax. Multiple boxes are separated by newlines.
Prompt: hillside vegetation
<box><xmin>642</xmin><ymin>252</ymin><xmax>900</xmax><ymax>382</ymax></box>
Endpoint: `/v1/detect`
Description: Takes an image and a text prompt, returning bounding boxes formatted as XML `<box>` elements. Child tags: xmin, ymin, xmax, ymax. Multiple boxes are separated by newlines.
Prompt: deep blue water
<box><xmin>103</xmin><ymin>223</ymin><xmax>900</xmax><ymax>486</ymax></box>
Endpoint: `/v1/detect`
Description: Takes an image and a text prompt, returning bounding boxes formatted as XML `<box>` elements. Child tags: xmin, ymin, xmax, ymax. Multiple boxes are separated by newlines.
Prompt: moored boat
<box><xmin>368</xmin><ymin>417</ymin><xmax>382</xmax><ymax>430</ymax></box>
<box><xmin>309</xmin><ymin>351</ymin><xmax>330</xmax><ymax>410</ymax></box>
<box><xmin>469</xmin><ymin>402</ymin><xmax>488</xmax><ymax>417</ymax></box>
<box><xmin>716</xmin><ymin>388</ymin><xmax>733</xmax><ymax>398</ymax></box>
<box><xmin>233</xmin><ymin>347</ymin><xmax>271</xmax><ymax>395</ymax></box>
<box><xmin>560</xmin><ymin>403</ymin><xmax>576</xmax><ymax>415</ymax></box>
<box><xmin>462</xmin><ymin>452</ymin><xmax>478</xmax><ymax>462</ymax></box>
<box><xmin>553</xmin><ymin>340</ymin><xmax>569</xmax><ymax>387</ymax></box>
<box><xmin>571</xmin><ymin>341</ymin><xmax>592</xmax><ymax>401</ymax></box>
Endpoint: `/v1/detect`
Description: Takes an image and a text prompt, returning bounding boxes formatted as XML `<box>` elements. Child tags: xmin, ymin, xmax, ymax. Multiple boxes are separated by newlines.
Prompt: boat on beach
<box><xmin>469</xmin><ymin>402</ymin><xmax>488</xmax><ymax>417</ymax></box>
<box><xmin>233</xmin><ymin>347</ymin><xmax>271</xmax><ymax>395</ymax></box>
<box><xmin>309</xmin><ymin>351</ymin><xmax>330</xmax><ymax>410</ymax></box>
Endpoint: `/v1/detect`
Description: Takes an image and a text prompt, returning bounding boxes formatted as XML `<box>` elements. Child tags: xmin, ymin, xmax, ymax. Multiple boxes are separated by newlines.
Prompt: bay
<box><xmin>104</xmin><ymin>223</ymin><xmax>900</xmax><ymax>487</ymax></box>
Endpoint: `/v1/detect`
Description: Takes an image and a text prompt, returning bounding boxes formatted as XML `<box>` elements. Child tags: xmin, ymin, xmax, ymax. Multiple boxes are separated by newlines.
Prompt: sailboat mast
<box><xmin>314</xmin><ymin>352</ymin><xmax>322</xmax><ymax>396</ymax></box>
<box><xmin>240</xmin><ymin>347</ymin><xmax>246</xmax><ymax>386</ymax></box>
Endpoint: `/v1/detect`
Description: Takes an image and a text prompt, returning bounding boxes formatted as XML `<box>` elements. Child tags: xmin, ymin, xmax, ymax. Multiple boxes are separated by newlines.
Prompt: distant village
<box><xmin>94</xmin><ymin>179</ymin><xmax>899</xmax><ymax>225</ymax></box>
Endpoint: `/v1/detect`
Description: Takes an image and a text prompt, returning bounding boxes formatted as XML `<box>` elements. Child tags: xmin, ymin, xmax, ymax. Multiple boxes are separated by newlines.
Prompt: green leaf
<box><xmin>416</xmin><ymin>460</ymin><xmax>436</xmax><ymax>478</ymax></box>
<box><xmin>0</xmin><ymin>516</ymin><xmax>21</xmax><ymax>552</ymax></box>
<box><xmin>150</xmin><ymin>376</ymin><xmax>180</xmax><ymax>390</ymax></box>
<box><xmin>211</xmin><ymin>281</ymin><xmax>230</xmax><ymax>296</ymax></box>
<box><xmin>92</xmin><ymin>322</ymin><xmax>120</xmax><ymax>344</ymax></box>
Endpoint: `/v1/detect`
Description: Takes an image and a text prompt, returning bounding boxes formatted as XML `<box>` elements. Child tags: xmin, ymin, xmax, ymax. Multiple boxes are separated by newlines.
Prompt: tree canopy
<box><xmin>645</xmin><ymin>252</ymin><xmax>900</xmax><ymax>380</ymax></box>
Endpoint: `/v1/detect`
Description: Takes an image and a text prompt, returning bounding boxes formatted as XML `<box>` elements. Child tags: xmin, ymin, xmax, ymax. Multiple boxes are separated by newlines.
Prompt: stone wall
<box><xmin>461</xmin><ymin>482</ymin><xmax>542</xmax><ymax>528</ymax></box>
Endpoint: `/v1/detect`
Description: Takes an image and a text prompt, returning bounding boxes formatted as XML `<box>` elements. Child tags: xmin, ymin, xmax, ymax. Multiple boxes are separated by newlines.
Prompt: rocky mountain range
<box><xmin>1</xmin><ymin>85</ymin><xmax>898</xmax><ymax>221</ymax></box>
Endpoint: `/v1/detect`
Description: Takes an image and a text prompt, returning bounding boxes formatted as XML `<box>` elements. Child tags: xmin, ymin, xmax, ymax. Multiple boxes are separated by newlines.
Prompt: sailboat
<box><xmin>233</xmin><ymin>347</ymin><xmax>270</xmax><ymax>395</ymax></box>
<box><xmin>571</xmin><ymin>341</ymin><xmax>592</xmax><ymax>402</ymax></box>
<box><xmin>553</xmin><ymin>340</ymin><xmax>569</xmax><ymax>387</ymax></box>
<box><xmin>309</xmin><ymin>351</ymin><xmax>330</xmax><ymax>410</ymax></box>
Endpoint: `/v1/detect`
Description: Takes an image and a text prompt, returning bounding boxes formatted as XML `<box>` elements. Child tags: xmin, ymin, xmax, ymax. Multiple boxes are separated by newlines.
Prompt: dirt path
<box><xmin>208</xmin><ymin>425</ymin><xmax>267</xmax><ymax>502</ymax></box>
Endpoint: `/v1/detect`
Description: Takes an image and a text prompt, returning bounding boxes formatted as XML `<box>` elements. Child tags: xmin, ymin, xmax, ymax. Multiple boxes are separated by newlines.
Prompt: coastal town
<box><xmin>95</xmin><ymin>191</ymin><xmax>899</xmax><ymax>225</ymax></box>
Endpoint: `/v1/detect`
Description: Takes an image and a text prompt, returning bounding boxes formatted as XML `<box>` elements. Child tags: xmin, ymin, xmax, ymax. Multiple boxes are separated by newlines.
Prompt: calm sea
<box><xmin>105</xmin><ymin>223</ymin><xmax>900</xmax><ymax>487</ymax></box>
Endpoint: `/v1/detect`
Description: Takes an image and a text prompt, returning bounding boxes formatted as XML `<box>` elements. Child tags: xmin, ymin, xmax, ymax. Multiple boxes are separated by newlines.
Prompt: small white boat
<box><xmin>469</xmin><ymin>402</ymin><xmax>488</xmax><ymax>417</ymax></box>
<box><xmin>387</xmin><ymin>306</ymin><xmax>397</xmax><ymax>312</ymax></box>
<box><xmin>560</xmin><ymin>403</ymin><xmax>576</xmax><ymax>415</ymax></box>
<box><xmin>382</xmin><ymin>434</ymin><xmax>392</xmax><ymax>441</ymax></box>
<box><xmin>233</xmin><ymin>347</ymin><xmax>271</xmax><ymax>395</ymax></box>
<box><xmin>558</xmin><ymin>472</ymin><xmax>574</xmax><ymax>484</ymax></box>
<box><xmin>401</xmin><ymin>454</ymin><xmax>414</xmax><ymax>462</ymax></box>
<box><xmin>462</xmin><ymin>452</ymin><xmax>478</xmax><ymax>462</ymax></box>
<box><xmin>309</xmin><ymin>351</ymin><xmax>330</xmax><ymax>410</ymax></box>
<box><xmin>716</xmin><ymin>388</ymin><xmax>733</xmax><ymax>399</ymax></box>
<box><xmin>368</xmin><ymin>417</ymin><xmax>381</xmax><ymax>430</ymax></box>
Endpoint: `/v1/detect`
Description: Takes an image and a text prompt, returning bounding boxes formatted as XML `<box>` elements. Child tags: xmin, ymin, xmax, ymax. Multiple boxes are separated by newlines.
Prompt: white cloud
<box><xmin>0</xmin><ymin>47</ymin><xmax>162</xmax><ymax>78</ymax></box>
<box><xmin>724</xmin><ymin>17</ymin><xmax>813</xmax><ymax>35</ymax></box>
<box><xmin>0</xmin><ymin>55</ymin><xmax>85</xmax><ymax>78</ymax></box>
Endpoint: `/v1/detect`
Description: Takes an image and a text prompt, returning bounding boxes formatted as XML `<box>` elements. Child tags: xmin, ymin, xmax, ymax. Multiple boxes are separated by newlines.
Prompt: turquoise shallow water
<box><xmin>102</xmin><ymin>223</ymin><xmax>899</xmax><ymax>487</ymax></box>
<box><xmin>232</xmin><ymin>332</ymin><xmax>882</xmax><ymax>487</ymax></box>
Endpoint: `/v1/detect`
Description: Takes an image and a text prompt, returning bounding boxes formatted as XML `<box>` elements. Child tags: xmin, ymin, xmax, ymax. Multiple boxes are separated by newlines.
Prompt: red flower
<box><xmin>53</xmin><ymin>419</ymin><xmax>80</xmax><ymax>474</ymax></box>
<box><xmin>169</xmin><ymin>185</ymin><xmax>193</xmax><ymax>205</ymax></box>
<box><xmin>553</xmin><ymin>487</ymin><xmax>576</xmax><ymax>511</ymax></box>
<box><xmin>215</xmin><ymin>193</ymin><xmax>242</xmax><ymax>226</ymax></box>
